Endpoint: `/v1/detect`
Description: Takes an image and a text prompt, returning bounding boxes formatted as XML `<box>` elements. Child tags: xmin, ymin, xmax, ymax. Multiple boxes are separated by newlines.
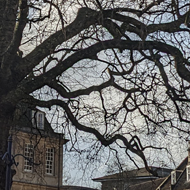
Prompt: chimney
<box><xmin>188</xmin><ymin>141</ymin><xmax>190</xmax><ymax>165</ymax></box>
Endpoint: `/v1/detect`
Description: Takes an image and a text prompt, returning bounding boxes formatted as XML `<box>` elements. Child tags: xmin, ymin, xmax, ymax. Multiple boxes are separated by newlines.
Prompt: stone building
<box><xmin>93</xmin><ymin>166</ymin><xmax>172</xmax><ymax>190</ymax></box>
<box><xmin>10</xmin><ymin>106</ymin><xmax>68</xmax><ymax>190</ymax></box>
<box><xmin>93</xmin><ymin>141</ymin><xmax>190</xmax><ymax>190</ymax></box>
<box><xmin>11</xmin><ymin>106</ymin><xmax>96</xmax><ymax>190</ymax></box>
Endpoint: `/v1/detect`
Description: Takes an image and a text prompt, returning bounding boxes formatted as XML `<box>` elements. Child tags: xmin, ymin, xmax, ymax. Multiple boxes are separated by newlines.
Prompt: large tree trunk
<box><xmin>0</xmin><ymin>103</ymin><xmax>15</xmax><ymax>190</ymax></box>
<box><xmin>0</xmin><ymin>1</ymin><xmax>20</xmax><ymax>187</ymax></box>
<box><xmin>0</xmin><ymin>0</ymin><xmax>18</xmax><ymax>58</ymax></box>
<box><xmin>0</xmin><ymin>0</ymin><xmax>19</xmax><ymax>187</ymax></box>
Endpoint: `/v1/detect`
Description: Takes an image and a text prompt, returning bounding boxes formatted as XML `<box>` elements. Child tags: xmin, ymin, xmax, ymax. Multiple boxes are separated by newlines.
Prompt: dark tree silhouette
<box><xmin>1</xmin><ymin>0</ymin><xmax>190</xmax><ymax>189</ymax></box>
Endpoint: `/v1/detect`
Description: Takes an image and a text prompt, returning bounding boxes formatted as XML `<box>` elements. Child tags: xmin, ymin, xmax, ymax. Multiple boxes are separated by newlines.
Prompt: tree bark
<box><xmin>0</xmin><ymin>103</ymin><xmax>15</xmax><ymax>190</ymax></box>
<box><xmin>0</xmin><ymin>0</ymin><xmax>18</xmax><ymax>62</ymax></box>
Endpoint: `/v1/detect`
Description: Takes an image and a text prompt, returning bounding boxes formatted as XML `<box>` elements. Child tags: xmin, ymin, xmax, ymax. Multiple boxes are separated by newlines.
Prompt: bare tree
<box><xmin>1</xmin><ymin>0</ymin><xmax>190</xmax><ymax>189</ymax></box>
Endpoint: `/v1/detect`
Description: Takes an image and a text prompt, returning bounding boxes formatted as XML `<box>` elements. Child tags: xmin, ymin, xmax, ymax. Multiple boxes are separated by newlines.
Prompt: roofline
<box><xmin>92</xmin><ymin>166</ymin><xmax>172</xmax><ymax>182</ymax></box>
<box><xmin>129</xmin><ymin>177</ymin><xmax>166</xmax><ymax>190</ymax></box>
<box><xmin>92</xmin><ymin>178</ymin><xmax>122</xmax><ymax>182</ymax></box>
<box><xmin>10</xmin><ymin>128</ymin><xmax>69</xmax><ymax>145</ymax></box>
<box><xmin>93</xmin><ymin>176</ymin><xmax>159</xmax><ymax>182</ymax></box>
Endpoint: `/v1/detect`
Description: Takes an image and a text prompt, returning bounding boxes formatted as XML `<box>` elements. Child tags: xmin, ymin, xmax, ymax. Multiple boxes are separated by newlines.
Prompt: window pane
<box><xmin>24</xmin><ymin>144</ymin><xmax>34</xmax><ymax>171</ymax></box>
<box><xmin>37</xmin><ymin>113</ymin><xmax>43</xmax><ymax>129</ymax></box>
<box><xmin>45</xmin><ymin>148</ymin><xmax>54</xmax><ymax>175</ymax></box>
<box><xmin>32</xmin><ymin>111</ymin><xmax>44</xmax><ymax>129</ymax></box>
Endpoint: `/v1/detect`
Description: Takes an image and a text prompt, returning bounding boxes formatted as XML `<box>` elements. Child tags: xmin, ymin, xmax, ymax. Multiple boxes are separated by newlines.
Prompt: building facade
<box><xmin>93</xmin><ymin>166</ymin><xmax>172</xmax><ymax>190</ymax></box>
<box><xmin>93</xmin><ymin>141</ymin><xmax>190</xmax><ymax>190</ymax></box>
<box><xmin>11</xmin><ymin>106</ymin><xmax>67</xmax><ymax>190</ymax></box>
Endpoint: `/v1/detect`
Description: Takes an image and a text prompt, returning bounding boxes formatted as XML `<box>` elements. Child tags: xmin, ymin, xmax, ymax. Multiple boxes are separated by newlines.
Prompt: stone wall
<box><xmin>12</xmin><ymin>130</ymin><xmax>64</xmax><ymax>188</ymax></box>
